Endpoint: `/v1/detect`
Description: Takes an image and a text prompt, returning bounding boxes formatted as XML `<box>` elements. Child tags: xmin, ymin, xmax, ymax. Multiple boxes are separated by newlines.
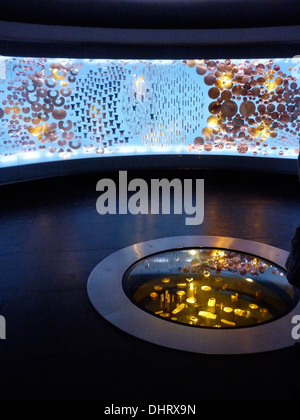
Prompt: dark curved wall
<box><xmin>1</xmin><ymin>0</ymin><xmax>300</xmax><ymax>29</ymax></box>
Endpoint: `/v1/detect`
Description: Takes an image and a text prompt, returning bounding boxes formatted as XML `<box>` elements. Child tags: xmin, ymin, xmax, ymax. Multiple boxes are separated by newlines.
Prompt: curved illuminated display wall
<box><xmin>0</xmin><ymin>56</ymin><xmax>299</xmax><ymax>171</ymax></box>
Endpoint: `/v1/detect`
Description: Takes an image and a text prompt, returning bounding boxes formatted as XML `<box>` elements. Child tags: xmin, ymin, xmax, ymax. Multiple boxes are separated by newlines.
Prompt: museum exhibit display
<box><xmin>1</xmin><ymin>0</ymin><xmax>300</xmax><ymax>401</ymax></box>
<box><xmin>88</xmin><ymin>236</ymin><xmax>300</xmax><ymax>355</ymax></box>
<box><xmin>0</xmin><ymin>56</ymin><xmax>299</xmax><ymax>171</ymax></box>
<box><xmin>123</xmin><ymin>247</ymin><xmax>299</xmax><ymax>329</ymax></box>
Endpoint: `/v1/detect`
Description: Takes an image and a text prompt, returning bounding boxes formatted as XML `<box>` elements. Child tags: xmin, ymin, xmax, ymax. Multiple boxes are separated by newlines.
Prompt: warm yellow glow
<box><xmin>28</xmin><ymin>126</ymin><xmax>43</xmax><ymax>137</ymax></box>
<box><xmin>215</xmin><ymin>79</ymin><xmax>224</xmax><ymax>89</ymax></box>
<box><xmin>221</xmin><ymin>319</ymin><xmax>236</xmax><ymax>326</ymax></box>
<box><xmin>202</xmin><ymin>127</ymin><xmax>213</xmax><ymax>137</ymax></box>
<box><xmin>231</xmin><ymin>293</ymin><xmax>239</xmax><ymax>303</ymax></box>
<box><xmin>260</xmin><ymin>129</ymin><xmax>270</xmax><ymax>140</ymax></box>
<box><xmin>260</xmin><ymin>308</ymin><xmax>269</xmax><ymax>315</ymax></box>
<box><xmin>248</xmin><ymin>127</ymin><xmax>260</xmax><ymax>139</ymax></box>
<box><xmin>234</xmin><ymin>309</ymin><xmax>248</xmax><ymax>317</ymax></box>
<box><xmin>135</xmin><ymin>76</ymin><xmax>145</xmax><ymax>88</ymax></box>
<box><xmin>172</xmin><ymin>303</ymin><xmax>186</xmax><ymax>315</ymax></box>
<box><xmin>266</xmin><ymin>81</ymin><xmax>276</xmax><ymax>92</ymax></box>
<box><xmin>224</xmin><ymin>80</ymin><xmax>233</xmax><ymax>89</ymax></box>
<box><xmin>198</xmin><ymin>311</ymin><xmax>217</xmax><ymax>320</ymax></box>
<box><xmin>190</xmin><ymin>316</ymin><xmax>198</xmax><ymax>323</ymax></box>
<box><xmin>208</xmin><ymin>298</ymin><xmax>216</xmax><ymax>308</ymax></box>
<box><xmin>207</xmin><ymin>116</ymin><xmax>219</xmax><ymax>128</ymax></box>
<box><xmin>52</xmin><ymin>68</ymin><xmax>67</xmax><ymax>81</ymax></box>
<box><xmin>186</xmin><ymin>297</ymin><xmax>197</xmax><ymax>304</ymax></box>
<box><xmin>223</xmin><ymin>307</ymin><xmax>233</xmax><ymax>313</ymax></box>
<box><xmin>127</xmin><ymin>247</ymin><xmax>292</xmax><ymax>329</ymax></box>
<box><xmin>188</xmin><ymin>250</ymin><xmax>198</xmax><ymax>256</ymax></box>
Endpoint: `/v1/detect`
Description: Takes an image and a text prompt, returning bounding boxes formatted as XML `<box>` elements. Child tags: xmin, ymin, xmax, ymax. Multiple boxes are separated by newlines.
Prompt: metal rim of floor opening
<box><xmin>87</xmin><ymin>236</ymin><xmax>300</xmax><ymax>355</ymax></box>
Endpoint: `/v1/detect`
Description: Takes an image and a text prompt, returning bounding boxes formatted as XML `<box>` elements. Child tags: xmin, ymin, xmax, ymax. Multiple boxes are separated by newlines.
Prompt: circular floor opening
<box><xmin>123</xmin><ymin>248</ymin><xmax>299</xmax><ymax>330</ymax></box>
<box><xmin>88</xmin><ymin>236</ymin><xmax>300</xmax><ymax>354</ymax></box>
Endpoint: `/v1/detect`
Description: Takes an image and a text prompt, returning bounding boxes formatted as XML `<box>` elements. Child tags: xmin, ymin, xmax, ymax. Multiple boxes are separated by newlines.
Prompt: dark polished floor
<box><xmin>0</xmin><ymin>168</ymin><xmax>300</xmax><ymax>400</ymax></box>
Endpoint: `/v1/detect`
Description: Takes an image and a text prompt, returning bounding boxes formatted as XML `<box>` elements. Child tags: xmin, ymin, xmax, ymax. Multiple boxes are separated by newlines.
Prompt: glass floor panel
<box><xmin>123</xmin><ymin>248</ymin><xmax>299</xmax><ymax>329</ymax></box>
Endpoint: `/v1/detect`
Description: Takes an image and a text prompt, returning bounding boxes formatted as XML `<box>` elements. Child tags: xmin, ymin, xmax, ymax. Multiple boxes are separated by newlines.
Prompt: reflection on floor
<box><xmin>0</xmin><ymin>169</ymin><xmax>300</xmax><ymax>400</ymax></box>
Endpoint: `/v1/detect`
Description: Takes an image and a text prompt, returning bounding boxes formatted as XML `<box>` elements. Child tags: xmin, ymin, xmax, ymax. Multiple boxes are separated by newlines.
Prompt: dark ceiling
<box><xmin>1</xmin><ymin>0</ymin><xmax>300</xmax><ymax>29</ymax></box>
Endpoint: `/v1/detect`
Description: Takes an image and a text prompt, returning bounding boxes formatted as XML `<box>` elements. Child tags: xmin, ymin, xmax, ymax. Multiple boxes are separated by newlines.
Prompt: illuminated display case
<box><xmin>88</xmin><ymin>236</ymin><xmax>300</xmax><ymax>353</ymax></box>
<box><xmin>0</xmin><ymin>56</ymin><xmax>299</xmax><ymax>171</ymax></box>
<box><xmin>123</xmin><ymin>248</ymin><xmax>299</xmax><ymax>329</ymax></box>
